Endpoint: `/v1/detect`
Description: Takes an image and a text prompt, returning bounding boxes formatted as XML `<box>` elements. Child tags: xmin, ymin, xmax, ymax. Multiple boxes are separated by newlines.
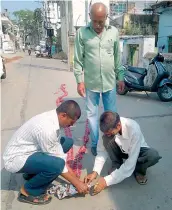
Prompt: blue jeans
<box><xmin>18</xmin><ymin>137</ymin><xmax>73</xmax><ymax>196</ymax></box>
<box><xmin>86</xmin><ymin>88</ymin><xmax>117</xmax><ymax>147</ymax></box>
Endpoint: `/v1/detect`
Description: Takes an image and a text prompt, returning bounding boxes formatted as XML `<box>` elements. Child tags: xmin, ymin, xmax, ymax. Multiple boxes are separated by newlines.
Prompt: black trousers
<box><xmin>103</xmin><ymin>135</ymin><xmax>162</xmax><ymax>175</ymax></box>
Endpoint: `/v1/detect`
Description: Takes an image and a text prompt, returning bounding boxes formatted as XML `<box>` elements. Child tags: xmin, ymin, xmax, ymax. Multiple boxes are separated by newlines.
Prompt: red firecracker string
<box><xmin>55</xmin><ymin>84</ymin><xmax>90</xmax><ymax>177</ymax></box>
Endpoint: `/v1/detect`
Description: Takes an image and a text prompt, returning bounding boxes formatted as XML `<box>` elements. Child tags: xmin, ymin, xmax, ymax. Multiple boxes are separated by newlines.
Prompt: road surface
<box><xmin>1</xmin><ymin>54</ymin><xmax>172</xmax><ymax>210</ymax></box>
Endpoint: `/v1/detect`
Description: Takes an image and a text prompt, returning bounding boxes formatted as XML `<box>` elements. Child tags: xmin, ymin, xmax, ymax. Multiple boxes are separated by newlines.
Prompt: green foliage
<box><xmin>33</xmin><ymin>8</ymin><xmax>43</xmax><ymax>24</ymax></box>
<box><xmin>13</xmin><ymin>10</ymin><xmax>35</xmax><ymax>35</ymax></box>
<box><xmin>13</xmin><ymin>9</ymin><xmax>43</xmax><ymax>43</ymax></box>
<box><xmin>124</xmin><ymin>21</ymin><xmax>143</xmax><ymax>35</ymax></box>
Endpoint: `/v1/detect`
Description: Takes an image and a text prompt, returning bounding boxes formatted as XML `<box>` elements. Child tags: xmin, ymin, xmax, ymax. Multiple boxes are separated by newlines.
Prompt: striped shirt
<box><xmin>3</xmin><ymin>110</ymin><xmax>68</xmax><ymax>173</ymax></box>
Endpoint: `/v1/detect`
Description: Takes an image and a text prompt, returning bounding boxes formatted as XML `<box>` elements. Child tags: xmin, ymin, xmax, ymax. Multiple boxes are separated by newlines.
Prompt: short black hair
<box><xmin>100</xmin><ymin>111</ymin><xmax>120</xmax><ymax>133</ymax></box>
<box><xmin>56</xmin><ymin>100</ymin><xmax>81</xmax><ymax>120</ymax></box>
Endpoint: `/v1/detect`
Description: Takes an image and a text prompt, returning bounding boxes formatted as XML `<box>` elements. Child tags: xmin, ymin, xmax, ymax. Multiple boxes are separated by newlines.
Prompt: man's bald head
<box><xmin>90</xmin><ymin>2</ymin><xmax>108</xmax><ymax>16</ymax></box>
<box><xmin>89</xmin><ymin>2</ymin><xmax>108</xmax><ymax>34</ymax></box>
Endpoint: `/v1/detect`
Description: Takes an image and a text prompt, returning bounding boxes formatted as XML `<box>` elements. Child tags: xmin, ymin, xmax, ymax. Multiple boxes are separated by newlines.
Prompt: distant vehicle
<box><xmin>35</xmin><ymin>45</ymin><xmax>41</xmax><ymax>57</ymax></box>
<box><xmin>0</xmin><ymin>56</ymin><xmax>6</xmax><ymax>79</ymax></box>
<box><xmin>35</xmin><ymin>50</ymin><xmax>41</xmax><ymax>57</ymax></box>
<box><xmin>35</xmin><ymin>46</ymin><xmax>51</xmax><ymax>59</ymax></box>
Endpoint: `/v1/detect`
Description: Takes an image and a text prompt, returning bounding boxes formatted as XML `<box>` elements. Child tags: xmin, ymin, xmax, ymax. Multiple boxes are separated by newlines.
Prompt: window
<box><xmin>113</xmin><ymin>3</ymin><xmax>127</xmax><ymax>14</ymax></box>
<box><xmin>168</xmin><ymin>36</ymin><xmax>172</xmax><ymax>53</ymax></box>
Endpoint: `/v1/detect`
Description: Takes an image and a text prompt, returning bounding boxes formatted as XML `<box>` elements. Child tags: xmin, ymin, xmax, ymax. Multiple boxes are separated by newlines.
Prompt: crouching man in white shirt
<box><xmin>84</xmin><ymin>111</ymin><xmax>161</xmax><ymax>195</ymax></box>
<box><xmin>3</xmin><ymin>100</ymin><xmax>89</xmax><ymax>205</ymax></box>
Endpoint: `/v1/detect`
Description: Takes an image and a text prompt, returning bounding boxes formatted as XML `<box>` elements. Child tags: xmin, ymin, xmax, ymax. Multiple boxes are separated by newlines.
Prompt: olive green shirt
<box><xmin>73</xmin><ymin>23</ymin><xmax>124</xmax><ymax>92</ymax></box>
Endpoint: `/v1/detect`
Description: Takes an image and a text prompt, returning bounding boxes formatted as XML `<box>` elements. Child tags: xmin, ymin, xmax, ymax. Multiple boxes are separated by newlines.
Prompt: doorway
<box><xmin>127</xmin><ymin>44</ymin><xmax>139</xmax><ymax>66</ymax></box>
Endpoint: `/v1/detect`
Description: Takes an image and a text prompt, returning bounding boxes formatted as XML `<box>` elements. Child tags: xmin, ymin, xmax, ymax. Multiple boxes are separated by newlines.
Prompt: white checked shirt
<box><xmin>3</xmin><ymin>110</ymin><xmax>68</xmax><ymax>173</ymax></box>
<box><xmin>93</xmin><ymin>117</ymin><xmax>149</xmax><ymax>186</ymax></box>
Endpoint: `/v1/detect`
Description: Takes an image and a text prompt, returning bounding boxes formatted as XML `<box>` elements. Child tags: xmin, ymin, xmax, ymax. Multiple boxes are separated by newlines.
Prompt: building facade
<box><xmin>151</xmin><ymin>1</ymin><xmax>172</xmax><ymax>53</ymax></box>
<box><xmin>110</xmin><ymin>0</ymin><xmax>157</xmax><ymax>17</ymax></box>
<box><xmin>120</xmin><ymin>35</ymin><xmax>155</xmax><ymax>66</ymax></box>
<box><xmin>1</xmin><ymin>12</ymin><xmax>17</xmax><ymax>53</ymax></box>
<box><xmin>43</xmin><ymin>0</ymin><xmax>61</xmax><ymax>37</ymax></box>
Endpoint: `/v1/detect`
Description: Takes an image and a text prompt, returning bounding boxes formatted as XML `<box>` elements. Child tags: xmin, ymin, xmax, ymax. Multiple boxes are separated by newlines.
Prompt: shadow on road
<box><xmin>1</xmin><ymin>168</ymin><xmax>23</xmax><ymax>192</ymax></box>
<box><xmin>118</xmin><ymin>91</ymin><xmax>162</xmax><ymax>102</ymax></box>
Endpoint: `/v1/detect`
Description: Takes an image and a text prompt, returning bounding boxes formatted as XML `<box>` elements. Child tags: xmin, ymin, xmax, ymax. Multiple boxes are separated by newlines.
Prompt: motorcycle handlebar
<box><xmin>149</xmin><ymin>53</ymin><xmax>164</xmax><ymax>65</ymax></box>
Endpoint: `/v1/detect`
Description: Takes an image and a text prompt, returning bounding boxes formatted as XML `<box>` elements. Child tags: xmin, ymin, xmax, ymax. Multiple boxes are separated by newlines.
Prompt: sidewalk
<box><xmin>2</xmin><ymin>51</ymin><xmax>24</xmax><ymax>64</ymax></box>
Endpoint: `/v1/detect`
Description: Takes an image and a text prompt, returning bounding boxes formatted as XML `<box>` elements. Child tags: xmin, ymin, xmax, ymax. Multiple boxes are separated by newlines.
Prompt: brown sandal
<box><xmin>134</xmin><ymin>174</ymin><xmax>148</xmax><ymax>185</ymax></box>
<box><xmin>17</xmin><ymin>193</ymin><xmax>52</xmax><ymax>205</ymax></box>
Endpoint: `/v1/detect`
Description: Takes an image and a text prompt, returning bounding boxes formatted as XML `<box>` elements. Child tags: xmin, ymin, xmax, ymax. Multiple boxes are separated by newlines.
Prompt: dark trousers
<box><xmin>18</xmin><ymin>137</ymin><xmax>73</xmax><ymax>196</ymax></box>
<box><xmin>103</xmin><ymin>136</ymin><xmax>162</xmax><ymax>176</ymax></box>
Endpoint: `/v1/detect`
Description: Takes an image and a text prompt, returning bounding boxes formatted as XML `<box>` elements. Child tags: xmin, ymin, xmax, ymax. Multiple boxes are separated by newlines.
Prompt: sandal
<box><xmin>134</xmin><ymin>173</ymin><xmax>148</xmax><ymax>185</ymax></box>
<box><xmin>17</xmin><ymin>193</ymin><xmax>52</xmax><ymax>205</ymax></box>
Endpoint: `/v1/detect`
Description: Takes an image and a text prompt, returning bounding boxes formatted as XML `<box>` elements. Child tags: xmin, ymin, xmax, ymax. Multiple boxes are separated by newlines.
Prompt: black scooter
<box><xmin>117</xmin><ymin>52</ymin><xmax>172</xmax><ymax>102</ymax></box>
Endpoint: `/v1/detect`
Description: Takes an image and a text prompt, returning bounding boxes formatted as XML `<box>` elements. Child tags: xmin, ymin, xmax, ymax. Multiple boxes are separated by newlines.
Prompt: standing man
<box><xmin>3</xmin><ymin>100</ymin><xmax>88</xmax><ymax>205</ymax></box>
<box><xmin>74</xmin><ymin>2</ymin><xmax>125</xmax><ymax>156</ymax></box>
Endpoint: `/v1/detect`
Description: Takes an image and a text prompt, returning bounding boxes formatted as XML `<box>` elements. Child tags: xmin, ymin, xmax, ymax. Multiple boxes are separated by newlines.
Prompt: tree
<box><xmin>13</xmin><ymin>10</ymin><xmax>34</xmax><ymax>43</ymax></box>
<box><xmin>13</xmin><ymin>8</ymin><xmax>43</xmax><ymax>45</ymax></box>
<box><xmin>124</xmin><ymin>21</ymin><xmax>143</xmax><ymax>36</ymax></box>
<box><xmin>33</xmin><ymin>8</ymin><xmax>44</xmax><ymax>43</ymax></box>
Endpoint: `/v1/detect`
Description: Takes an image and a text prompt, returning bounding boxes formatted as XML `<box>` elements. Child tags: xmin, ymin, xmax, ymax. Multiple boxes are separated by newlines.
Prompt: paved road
<box><xmin>1</xmin><ymin>55</ymin><xmax>172</xmax><ymax>210</ymax></box>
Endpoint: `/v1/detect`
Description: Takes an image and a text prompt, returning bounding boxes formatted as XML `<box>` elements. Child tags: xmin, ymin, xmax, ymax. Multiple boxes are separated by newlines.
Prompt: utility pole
<box><xmin>126</xmin><ymin>0</ymin><xmax>129</xmax><ymax>13</ymax></box>
<box><xmin>65</xmin><ymin>1</ymin><xmax>70</xmax><ymax>71</ymax></box>
<box><xmin>35</xmin><ymin>0</ymin><xmax>48</xmax><ymax>41</ymax></box>
<box><xmin>85</xmin><ymin>0</ymin><xmax>88</xmax><ymax>25</ymax></box>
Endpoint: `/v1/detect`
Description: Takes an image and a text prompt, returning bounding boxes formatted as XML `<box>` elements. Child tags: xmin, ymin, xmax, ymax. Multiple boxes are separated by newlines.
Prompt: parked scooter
<box><xmin>117</xmin><ymin>47</ymin><xmax>172</xmax><ymax>102</ymax></box>
<box><xmin>35</xmin><ymin>50</ymin><xmax>41</xmax><ymax>57</ymax></box>
<box><xmin>40</xmin><ymin>48</ymin><xmax>52</xmax><ymax>58</ymax></box>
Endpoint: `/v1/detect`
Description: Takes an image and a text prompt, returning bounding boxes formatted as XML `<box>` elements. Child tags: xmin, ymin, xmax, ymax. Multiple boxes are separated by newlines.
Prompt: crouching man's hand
<box><xmin>61</xmin><ymin>169</ymin><xmax>89</xmax><ymax>195</ymax></box>
<box><xmin>93</xmin><ymin>177</ymin><xmax>107</xmax><ymax>195</ymax></box>
<box><xmin>84</xmin><ymin>172</ymin><xmax>98</xmax><ymax>184</ymax></box>
<box><xmin>75</xmin><ymin>181</ymin><xmax>89</xmax><ymax>194</ymax></box>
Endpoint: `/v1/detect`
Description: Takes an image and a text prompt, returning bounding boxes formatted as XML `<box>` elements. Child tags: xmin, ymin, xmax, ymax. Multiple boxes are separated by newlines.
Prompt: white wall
<box><xmin>143</xmin><ymin>37</ymin><xmax>155</xmax><ymax>56</ymax></box>
<box><xmin>120</xmin><ymin>36</ymin><xmax>155</xmax><ymax>66</ymax></box>
<box><xmin>46</xmin><ymin>2</ymin><xmax>61</xmax><ymax>36</ymax></box>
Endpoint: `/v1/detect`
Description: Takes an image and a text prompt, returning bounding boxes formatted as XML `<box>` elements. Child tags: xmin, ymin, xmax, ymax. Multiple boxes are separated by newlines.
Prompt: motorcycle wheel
<box><xmin>157</xmin><ymin>84</ymin><xmax>172</xmax><ymax>102</ymax></box>
<box><xmin>116</xmin><ymin>84</ymin><xmax>128</xmax><ymax>95</ymax></box>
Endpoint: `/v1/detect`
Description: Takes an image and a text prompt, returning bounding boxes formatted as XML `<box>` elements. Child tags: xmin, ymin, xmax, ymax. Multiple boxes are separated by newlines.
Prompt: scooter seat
<box><xmin>127</xmin><ymin>66</ymin><xmax>147</xmax><ymax>76</ymax></box>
